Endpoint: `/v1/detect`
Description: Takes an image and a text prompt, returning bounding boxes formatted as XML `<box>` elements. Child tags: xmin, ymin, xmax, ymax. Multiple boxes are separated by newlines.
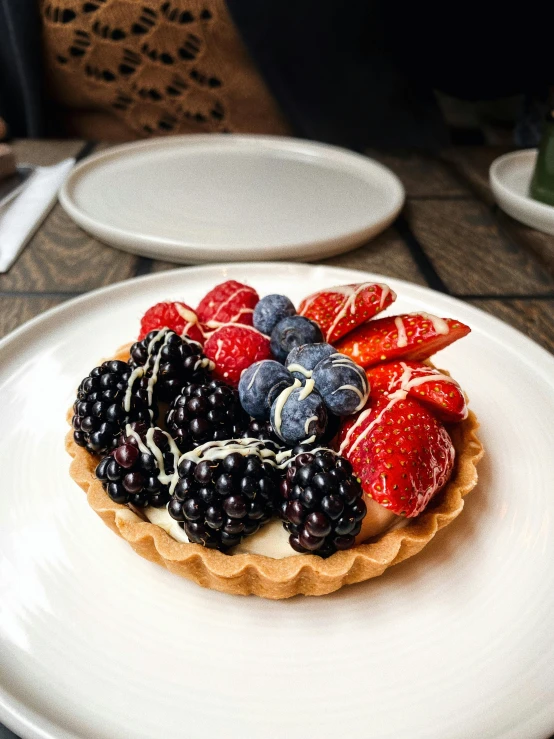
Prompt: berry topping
<box><xmin>298</xmin><ymin>283</ymin><xmax>396</xmax><ymax>343</ymax></box>
<box><xmin>312</xmin><ymin>354</ymin><xmax>370</xmax><ymax>416</ymax></box>
<box><xmin>72</xmin><ymin>360</ymin><xmax>154</xmax><ymax>455</ymax></box>
<box><xmin>130</xmin><ymin>329</ymin><xmax>214</xmax><ymax>402</ymax></box>
<box><xmin>95</xmin><ymin>423</ymin><xmax>179</xmax><ymax>508</ymax></box>
<box><xmin>253</xmin><ymin>294</ymin><xmax>296</xmax><ymax>335</ymax></box>
<box><xmin>366</xmin><ymin>360</ymin><xmax>468</xmax><ymax>423</ymax></box>
<box><xmin>166</xmin><ymin>380</ymin><xmax>249</xmax><ymax>452</ymax></box>
<box><xmin>270</xmin><ymin>381</ymin><xmax>327</xmax><ymax>445</ymax></box>
<box><xmin>337</xmin><ymin>395</ymin><xmax>455</xmax><ymax>517</ymax></box>
<box><xmin>204</xmin><ymin>324</ymin><xmax>272</xmax><ymax>386</ymax></box>
<box><xmin>270</xmin><ymin>315</ymin><xmax>324</xmax><ymax>363</ymax></box>
<box><xmin>196</xmin><ymin>280</ymin><xmax>259</xmax><ymax>327</ymax></box>
<box><xmin>238</xmin><ymin>360</ymin><xmax>294</xmax><ymax>420</ymax></box>
<box><xmin>241</xmin><ymin>419</ymin><xmax>284</xmax><ymax>447</ymax></box>
<box><xmin>138</xmin><ymin>302</ymin><xmax>204</xmax><ymax>344</ymax></box>
<box><xmin>285</xmin><ymin>342</ymin><xmax>337</xmax><ymax>380</ymax></box>
<box><xmin>280</xmin><ymin>449</ymin><xmax>366</xmax><ymax>556</ymax></box>
<box><xmin>334</xmin><ymin>313</ymin><xmax>471</xmax><ymax>368</ymax></box>
<box><xmin>168</xmin><ymin>439</ymin><xmax>281</xmax><ymax>551</ymax></box>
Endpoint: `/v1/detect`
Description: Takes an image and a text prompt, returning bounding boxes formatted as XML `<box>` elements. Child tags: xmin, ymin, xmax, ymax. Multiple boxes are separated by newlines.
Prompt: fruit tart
<box><xmin>67</xmin><ymin>280</ymin><xmax>483</xmax><ymax>599</ymax></box>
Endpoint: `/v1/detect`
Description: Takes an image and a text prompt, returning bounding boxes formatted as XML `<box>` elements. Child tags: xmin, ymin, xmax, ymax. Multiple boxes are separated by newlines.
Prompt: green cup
<box><xmin>530</xmin><ymin>114</ymin><xmax>554</xmax><ymax>206</ymax></box>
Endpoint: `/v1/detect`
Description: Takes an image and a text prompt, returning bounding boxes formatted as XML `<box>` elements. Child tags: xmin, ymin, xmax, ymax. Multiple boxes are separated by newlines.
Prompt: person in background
<box><xmin>0</xmin><ymin>0</ymin><xmax>550</xmax><ymax>150</ymax></box>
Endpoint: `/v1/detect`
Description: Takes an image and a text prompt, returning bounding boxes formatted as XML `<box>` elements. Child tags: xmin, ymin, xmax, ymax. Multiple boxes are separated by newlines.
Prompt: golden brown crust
<box><xmin>67</xmin><ymin>345</ymin><xmax>484</xmax><ymax>599</ymax></box>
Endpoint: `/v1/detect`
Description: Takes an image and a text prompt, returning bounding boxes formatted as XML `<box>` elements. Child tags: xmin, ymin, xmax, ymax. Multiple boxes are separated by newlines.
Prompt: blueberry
<box><xmin>312</xmin><ymin>354</ymin><xmax>369</xmax><ymax>416</ymax></box>
<box><xmin>285</xmin><ymin>343</ymin><xmax>337</xmax><ymax>380</ymax></box>
<box><xmin>270</xmin><ymin>316</ymin><xmax>324</xmax><ymax>363</ymax></box>
<box><xmin>270</xmin><ymin>385</ymin><xmax>327</xmax><ymax>445</ymax></box>
<box><xmin>253</xmin><ymin>294</ymin><xmax>296</xmax><ymax>335</ymax></box>
<box><xmin>238</xmin><ymin>360</ymin><xmax>295</xmax><ymax>420</ymax></box>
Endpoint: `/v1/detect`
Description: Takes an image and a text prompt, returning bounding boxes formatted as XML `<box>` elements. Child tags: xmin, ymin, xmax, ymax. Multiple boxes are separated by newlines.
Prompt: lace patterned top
<box><xmin>39</xmin><ymin>0</ymin><xmax>291</xmax><ymax>140</ymax></box>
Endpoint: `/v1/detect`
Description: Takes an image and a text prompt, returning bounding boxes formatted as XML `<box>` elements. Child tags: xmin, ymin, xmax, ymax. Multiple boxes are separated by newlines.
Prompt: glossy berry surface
<box><xmin>138</xmin><ymin>301</ymin><xmax>204</xmax><ymax>345</ymax></box>
<box><xmin>196</xmin><ymin>280</ymin><xmax>259</xmax><ymax>326</ymax></box>
<box><xmin>285</xmin><ymin>343</ymin><xmax>337</xmax><ymax>380</ymax></box>
<box><xmin>130</xmin><ymin>329</ymin><xmax>213</xmax><ymax>402</ymax></box>
<box><xmin>72</xmin><ymin>360</ymin><xmax>152</xmax><ymax>455</ymax></box>
<box><xmin>253</xmin><ymin>294</ymin><xmax>296</xmax><ymax>335</ymax></box>
<box><xmin>312</xmin><ymin>354</ymin><xmax>369</xmax><ymax>416</ymax></box>
<box><xmin>168</xmin><ymin>449</ymin><xmax>280</xmax><ymax>551</ymax></box>
<box><xmin>204</xmin><ymin>324</ymin><xmax>272</xmax><ymax>387</ymax></box>
<box><xmin>166</xmin><ymin>380</ymin><xmax>249</xmax><ymax>451</ymax></box>
<box><xmin>270</xmin><ymin>385</ymin><xmax>327</xmax><ymax>446</ymax></box>
<box><xmin>270</xmin><ymin>315</ymin><xmax>324</xmax><ymax>363</ymax></box>
<box><xmin>280</xmin><ymin>449</ymin><xmax>366</xmax><ymax>557</ymax></box>
<box><xmin>95</xmin><ymin>423</ymin><xmax>175</xmax><ymax>508</ymax></box>
<box><xmin>238</xmin><ymin>360</ymin><xmax>294</xmax><ymax>420</ymax></box>
<box><xmin>242</xmin><ymin>418</ymin><xmax>283</xmax><ymax>447</ymax></box>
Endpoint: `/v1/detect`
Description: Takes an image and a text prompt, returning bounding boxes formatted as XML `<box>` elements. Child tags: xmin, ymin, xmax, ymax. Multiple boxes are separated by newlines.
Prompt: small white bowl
<box><xmin>490</xmin><ymin>149</ymin><xmax>554</xmax><ymax>235</ymax></box>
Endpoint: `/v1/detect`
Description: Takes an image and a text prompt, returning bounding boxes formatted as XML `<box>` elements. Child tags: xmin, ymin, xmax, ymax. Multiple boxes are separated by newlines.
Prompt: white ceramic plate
<box><xmin>1</xmin><ymin>263</ymin><xmax>554</xmax><ymax>739</ymax></box>
<box><xmin>490</xmin><ymin>148</ymin><xmax>554</xmax><ymax>236</ymax></box>
<box><xmin>59</xmin><ymin>135</ymin><xmax>405</xmax><ymax>263</ymax></box>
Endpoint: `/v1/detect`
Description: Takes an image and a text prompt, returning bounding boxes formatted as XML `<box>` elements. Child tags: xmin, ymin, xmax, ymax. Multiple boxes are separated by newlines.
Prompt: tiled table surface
<box><xmin>1</xmin><ymin>139</ymin><xmax>553</xmax><ymax>739</ymax></box>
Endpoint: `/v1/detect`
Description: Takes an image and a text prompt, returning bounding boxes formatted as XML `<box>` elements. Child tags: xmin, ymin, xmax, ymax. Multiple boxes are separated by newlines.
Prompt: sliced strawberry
<box><xmin>334</xmin><ymin>312</ymin><xmax>470</xmax><ymax>367</ymax></box>
<box><xmin>337</xmin><ymin>394</ymin><xmax>455</xmax><ymax>517</ymax></box>
<box><xmin>138</xmin><ymin>301</ymin><xmax>204</xmax><ymax>344</ymax></box>
<box><xmin>196</xmin><ymin>280</ymin><xmax>259</xmax><ymax>327</ymax></box>
<box><xmin>366</xmin><ymin>360</ymin><xmax>468</xmax><ymax>423</ymax></box>
<box><xmin>298</xmin><ymin>282</ymin><xmax>396</xmax><ymax>343</ymax></box>
<box><xmin>204</xmin><ymin>324</ymin><xmax>272</xmax><ymax>386</ymax></box>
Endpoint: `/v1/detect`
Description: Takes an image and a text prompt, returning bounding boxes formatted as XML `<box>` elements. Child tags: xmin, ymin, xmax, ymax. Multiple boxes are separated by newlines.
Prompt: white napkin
<box><xmin>0</xmin><ymin>157</ymin><xmax>75</xmax><ymax>272</ymax></box>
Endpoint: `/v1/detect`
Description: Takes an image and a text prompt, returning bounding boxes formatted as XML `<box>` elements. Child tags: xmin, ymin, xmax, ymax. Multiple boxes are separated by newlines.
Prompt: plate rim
<box><xmin>1</xmin><ymin>262</ymin><xmax>554</xmax><ymax>739</ymax></box>
<box><xmin>58</xmin><ymin>134</ymin><xmax>405</xmax><ymax>261</ymax></box>
<box><xmin>490</xmin><ymin>149</ymin><xmax>554</xmax><ymax>215</ymax></box>
<box><xmin>0</xmin><ymin>262</ymin><xmax>552</xmax><ymax>373</ymax></box>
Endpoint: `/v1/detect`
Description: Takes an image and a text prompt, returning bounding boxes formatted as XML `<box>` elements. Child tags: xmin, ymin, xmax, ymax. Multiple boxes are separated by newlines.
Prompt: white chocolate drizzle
<box><xmin>301</xmin><ymin>283</ymin><xmax>396</xmax><ymax>342</ymax></box>
<box><xmin>339</xmin><ymin>361</ymin><xmax>467</xmax><ymax>456</ymax></box>
<box><xmin>326</xmin><ymin>354</ymin><xmax>370</xmax><ymax>411</ymax></box>
<box><xmin>246</xmin><ymin>361</ymin><xmax>264</xmax><ymax>390</ymax></box>
<box><xmin>146</xmin><ymin>331</ymin><xmax>172</xmax><ymax>406</ymax></box>
<box><xmin>273</xmin><ymin>378</ymin><xmax>302</xmax><ymax>435</ymax></box>
<box><xmin>210</xmin><ymin>287</ymin><xmax>253</xmax><ymax>322</ymax></box>
<box><xmin>304</xmin><ymin>415</ymin><xmax>319</xmax><ymax>434</ymax></box>
<box><xmin>200</xmin><ymin>322</ymin><xmax>270</xmax><ymax>348</ymax></box>
<box><xmin>394</xmin><ymin>316</ymin><xmax>408</xmax><ymax>348</ymax></box>
<box><xmin>214</xmin><ymin>339</ymin><xmax>224</xmax><ymax>362</ymax></box>
<box><xmin>340</xmin><ymin>389</ymin><xmax>406</xmax><ymax>457</ymax></box>
<box><xmin>194</xmin><ymin>357</ymin><xmax>214</xmax><ymax>372</ymax></box>
<box><xmin>174</xmin><ymin>303</ymin><xmax>201</xmax><ymax>340</ymax></box>
<box><xmin>298</xmin><ymin>378</ymin><xmax>315</xmax><ymax>401</ymax></box>
<box><xmin>124</xmin><ymin>424</ymin><xmax>181</xmax><ymax>491</ymax></box>
<box><xmin>124</xmin><ymin>367</ymin><xmax>144</xmax><ymax>412</ymax></box>
<box><xmin>287</xmin><ymin>363</ymin><xmax>313</xmax><ymax>378</ymax></box>
<box><xmin>175</xmin><ymin>437</ymin><xmax>336</xmax><ymax>471</ymax></box>
<box><xmin>412</xmin><ymin>312</ymin><xmax>450</xmax><ymax>336</ymax></box>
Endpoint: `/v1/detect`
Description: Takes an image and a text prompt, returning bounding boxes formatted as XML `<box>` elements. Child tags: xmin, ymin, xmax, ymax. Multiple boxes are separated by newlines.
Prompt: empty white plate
<box><xmin>490</xmin><ymin>148</ymin><xmax>554</xmax><ymax>235</ymax></box>
<box><xmin>1</xmin><ymin>263</ymin><xmax>554</xmax><ymax>739</ymax></box>
<box><xmin>59</xmin><ymin>135</ymin><xmax>405</xmax><ymax>263</ymax></box>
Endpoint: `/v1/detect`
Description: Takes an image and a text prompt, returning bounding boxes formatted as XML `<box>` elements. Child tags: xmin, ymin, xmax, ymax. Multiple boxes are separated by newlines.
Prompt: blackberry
<box><xmin>166</xmin><ymin>380</ymin><xmax>249</xmax><ymax>451</ymax></box>
<box><xmin>72</xmin><ymin>360</ymin><xmax>153</xmax><ymax>455</ymax></box>
<box><xmin>168</xmin><ymin>443</ymin><xmax>280</xmax><ymax>551</ymax></box>
<box><xmin>280</xmin><ymin>449</ymin><xmax>367</xmax><ymax>557</ymax></box>
<box><xmin>129</xmin><ymin>329</ymin><xmax>214</xmax><ymax>402</ymax></box>
<box><xmin>95</xmin><ymin>423</ymin><xmax>178</xmax><ymax>508</ymax></box>
<box><xmin>242</xmin><ymin>419</ymin><xmax>283</xmax><ymax>447</ymax></box>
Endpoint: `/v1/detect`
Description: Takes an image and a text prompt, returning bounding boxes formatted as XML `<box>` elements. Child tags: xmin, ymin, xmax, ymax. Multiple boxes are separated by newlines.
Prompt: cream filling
<box><xmin>143</xmin><ymin>494</ymin><xmax>400</xmax><ymax>558</ymax></box>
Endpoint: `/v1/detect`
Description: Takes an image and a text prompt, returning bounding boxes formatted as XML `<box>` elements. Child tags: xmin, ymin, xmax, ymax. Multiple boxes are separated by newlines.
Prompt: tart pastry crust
<box><xmin>67</xmin><ymin>344</ymin><xmax>484</xmax><ymax>599</ymax></box>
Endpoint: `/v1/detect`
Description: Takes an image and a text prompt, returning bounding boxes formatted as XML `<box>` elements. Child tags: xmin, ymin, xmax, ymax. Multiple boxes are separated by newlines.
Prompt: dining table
<box><xmin>1</xmin><ymin>138</ymin><xmax>554</xmax><ymax>739</ymax></box>
<box><xmin>0</xmin><ymin>138</ymin><xmax>553</xmax><ymax>356</ymax></box>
